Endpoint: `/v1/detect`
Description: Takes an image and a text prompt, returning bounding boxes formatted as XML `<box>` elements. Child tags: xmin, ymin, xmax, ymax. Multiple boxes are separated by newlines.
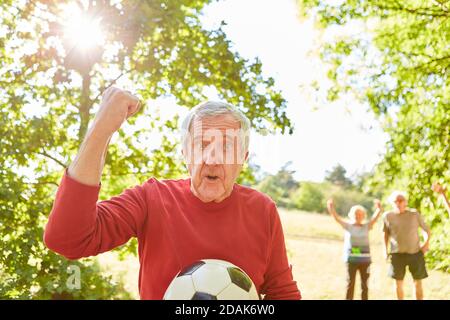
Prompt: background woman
<box><xmin>327</xmin><ymin>199</ymin><xmax>383</xmax><ymax>300</ymax></box>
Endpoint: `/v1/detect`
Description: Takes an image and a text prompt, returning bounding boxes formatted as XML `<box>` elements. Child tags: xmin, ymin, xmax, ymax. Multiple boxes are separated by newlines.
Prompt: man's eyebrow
<box><xmin>192</xmin><ymin>132</ymin><xmax>239</xmax><ymax>142</ymax></box>
<box><xmin>192</xmin><ymin>136</ymin><xmax>219</xmax><ymax>143</ymax></box>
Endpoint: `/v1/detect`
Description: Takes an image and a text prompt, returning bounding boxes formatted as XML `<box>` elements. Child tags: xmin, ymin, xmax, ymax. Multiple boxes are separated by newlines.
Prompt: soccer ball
<box><xmin>163</xmin><ymin>259</ymin><xmax>260</xmax><ymax>300</ymax></box>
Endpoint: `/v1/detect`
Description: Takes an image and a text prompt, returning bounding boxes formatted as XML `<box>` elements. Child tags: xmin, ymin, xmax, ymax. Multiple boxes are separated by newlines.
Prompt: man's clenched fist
<box><xmin>92</xmin><ymin>86</ymin><xmax>141</xmax><ymax>136</ymax></box>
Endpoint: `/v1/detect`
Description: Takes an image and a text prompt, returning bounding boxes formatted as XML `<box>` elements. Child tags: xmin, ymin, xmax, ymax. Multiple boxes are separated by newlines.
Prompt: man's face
<box><xmin>394</xmin><ymin>195</ymin><xmax>407</xmax><ymax>213</ymax></box>
<box><xmin>183</xmin><ymin>114</ymin><xmax>248</xmax><ymax>203</ymax></box>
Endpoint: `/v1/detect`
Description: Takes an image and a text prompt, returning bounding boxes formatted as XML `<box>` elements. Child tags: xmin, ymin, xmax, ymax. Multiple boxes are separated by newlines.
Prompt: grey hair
<box><xmin>180</xmin><ymin>101</ymin><xmax>251</xmax><ymax>154</ymax></box>
<box><xmin>348</xmin><ymin>205</ymin><xmax>367</xmax><ymax>222</ymax></box>
<box><xmin>388</xmin><ymin>190</ymin><xmax>408</xmax><ymax>205</ymax></box>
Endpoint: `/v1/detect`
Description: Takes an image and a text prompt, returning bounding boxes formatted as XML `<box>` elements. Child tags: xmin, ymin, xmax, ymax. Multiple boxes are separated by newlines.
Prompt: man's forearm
<box><xmin>384</xmin><ymin>232</ymin><xmax>390</xmax><ymax>254</ymax></box>
<box><xmin>422</xmin><ymin>229</ymin><xmax>431</xmax><ymax>246</ymax></box>
<box><xmin>68</xmin><ymin>125</ymin><xmax>112</xmax><ymax>186</ymax></box>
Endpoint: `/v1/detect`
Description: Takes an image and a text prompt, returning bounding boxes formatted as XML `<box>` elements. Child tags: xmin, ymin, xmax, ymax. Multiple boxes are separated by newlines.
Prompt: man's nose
<box><xmin>204</xmin><ymin>144</ymin><xmax>224</xmax><ymax>165</ymax></box>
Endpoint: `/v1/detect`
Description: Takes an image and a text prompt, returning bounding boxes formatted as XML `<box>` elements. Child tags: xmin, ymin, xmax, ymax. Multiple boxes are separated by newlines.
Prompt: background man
<box><xmin>383</xmin><ymin>191</ymin><xmax>431</xmax><ymax>300</ymax></box>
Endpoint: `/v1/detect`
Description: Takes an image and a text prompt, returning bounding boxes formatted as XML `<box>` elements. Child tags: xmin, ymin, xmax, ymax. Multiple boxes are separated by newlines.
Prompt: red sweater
<box><xmin>44</xmin><ymin>171</ymin><xmax>301</xmax><ymax>300</ymax></box>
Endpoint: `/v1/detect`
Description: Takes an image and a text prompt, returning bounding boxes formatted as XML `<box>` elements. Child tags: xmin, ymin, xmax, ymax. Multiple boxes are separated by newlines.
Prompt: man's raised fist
<box><xmin>92</xmin><ymin>86</ymin><xmax>141</xmax><ymax>135</ymax></box>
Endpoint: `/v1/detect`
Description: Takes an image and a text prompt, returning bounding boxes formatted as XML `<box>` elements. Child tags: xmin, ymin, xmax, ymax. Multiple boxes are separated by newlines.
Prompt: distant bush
<box><xmin>256</xmin><ymin>169</ymin><xmax>376</xmax><ymax>217</ymax></box>
<box><xmin>329</xmin><ymin>187</ymin><xmax>375</xmax><ymax>217</ymax></box>
<box><xmin>292</xmin><ymin>182</ymin><xmax>325</xmax><ymax>213</ymax></box>
<box><xmin>255</xmin><ymin>163</ymin><xmax>299</xmax><ymax>207</ymax></box>
<box><xmin>287</xmin><ymin>181</ymin><xmax>376</xmax><ymax>216</ymax></box>
<box><xmin>256</xmin><ymin>176</ymin><xmax>285</xmax><ymax>205</ymax></box>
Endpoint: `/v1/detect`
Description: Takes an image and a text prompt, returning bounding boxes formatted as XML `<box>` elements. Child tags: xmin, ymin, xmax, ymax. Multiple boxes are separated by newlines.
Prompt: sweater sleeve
<box><xmin>43</xmin><ymin>170</ymin><xmax>148</xmax><ymax>260</ymax></box>
<box><xmin>260</xmin><ymin>203</ymin><xmax>301</xmax><ymax>300</ymax></box>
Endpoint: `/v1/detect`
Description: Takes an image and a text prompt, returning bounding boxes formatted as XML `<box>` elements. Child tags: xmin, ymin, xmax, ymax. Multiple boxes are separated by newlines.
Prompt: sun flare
<box><xmin>61</xmin><ymin>4</ymin><xmax>104</xmax><ymax>51</ymax></box>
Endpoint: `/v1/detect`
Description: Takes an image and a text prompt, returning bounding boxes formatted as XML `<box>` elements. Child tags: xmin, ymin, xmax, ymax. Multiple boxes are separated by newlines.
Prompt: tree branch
<box><xmin>411</xmin><ymin>55</ymin><xmax>450</xmax><ymax>72</ymax></box>
<box><xmin>432</xmin><ymin>0</ymin><xmax>449</xmax><ymax>12</ymax></box>
<box><xmin>37</xmin><ymin>151</ymin><xmax>67</xmax><ymax>168</ymax></box>
<box><xmin>31</xmin><ymin>180</ymin><xmax>59</xmax><ymax>187</ymax></box>
<box><xmin>88</xmin><ymin>71</ymin><xmax>127</xmax><ymax>111</ymax></box>
<box><xmin>375</xmin><ymin>2</ymin><xmax>450</xmax><ymax>18</ymax></box>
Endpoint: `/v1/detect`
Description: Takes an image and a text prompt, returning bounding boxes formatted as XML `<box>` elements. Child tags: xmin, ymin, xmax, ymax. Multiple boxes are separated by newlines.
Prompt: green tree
<box><xmin>329</xmin><ymin>187</ymin><xmax>374</xmax><ymax>218</ymax></box>
<box><xmin>292</xmin><ymin>182</ymin><xmax>325</xmax><ymax>213</ymax></box>
<box><xmin>256</xmin><ymin>162</ymin><xmax>299</xmax><ymax>207</ymax></box>
<box><xmin>236</xmin><ymin>157</ymin><xmax>263</xmax><ymax>187</ymax></box>
<box><xmin>325</xmin><ymin>164</ymin><xmax>352</xmax><ymax>188</ymax></box>
<box><xmin>277</xmin><ymin>162</ymin><xmax>300</xmax><ymax>195</ymax></box>
<box><xmin>256</xmin><ymin>176</ymin><xmax>285</xmax><ymax>205</ymax></box>
<box><xmin>297</xmin><ymin>0</ymin><xmax>449</xmax><ymax>271</ymax></box>
<box><xmin>0</xmin><ymin>0</ymin><xmax>294</xmax><ymax>298</ymax></box>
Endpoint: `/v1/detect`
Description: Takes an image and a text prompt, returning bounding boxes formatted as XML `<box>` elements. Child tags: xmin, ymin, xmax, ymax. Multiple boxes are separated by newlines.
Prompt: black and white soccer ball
<box><xmin>163</xmin><ymin>259</ymin><xmax>260</xmax><ymax>300</ymax></box>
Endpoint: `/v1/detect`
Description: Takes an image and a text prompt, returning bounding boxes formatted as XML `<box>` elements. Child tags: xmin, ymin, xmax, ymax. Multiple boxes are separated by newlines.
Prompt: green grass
<box><xmin>98</xmin><ymin>208</ymin><xmax>450</xmax><ymax>300</ymax></box>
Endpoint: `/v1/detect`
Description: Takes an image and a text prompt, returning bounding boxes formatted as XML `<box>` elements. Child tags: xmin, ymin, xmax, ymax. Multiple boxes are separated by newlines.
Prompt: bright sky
<box><xmin>198</xmin><ymin>0</ymin><xmax>389</xmax><ymax>182</ymax></box>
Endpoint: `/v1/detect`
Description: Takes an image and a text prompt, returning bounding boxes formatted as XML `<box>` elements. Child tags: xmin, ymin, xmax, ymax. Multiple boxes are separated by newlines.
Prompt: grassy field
<box><xmin>98</xmin><ymin>208</ymin><xmax>450</xmax><ymax>300</ymax></box>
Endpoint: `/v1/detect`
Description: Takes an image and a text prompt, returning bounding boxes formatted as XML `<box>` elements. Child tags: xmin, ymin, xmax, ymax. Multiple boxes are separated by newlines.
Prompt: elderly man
<box><xmin>383</xmin><ymin>191</ymin><xmax>431</xmax><ymax>300</ymax></box>
<box><xmin>44</xmin><ymin>87</ymin><xmax>301</xmax><ymax>300</ymax></box>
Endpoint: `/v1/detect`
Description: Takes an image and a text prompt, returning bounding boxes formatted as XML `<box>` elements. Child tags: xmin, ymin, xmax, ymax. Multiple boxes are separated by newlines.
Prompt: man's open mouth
<box><xmin>206</xmin><ymin>175</ymin><xmax>219</xmax><ymax>181</ymax></box>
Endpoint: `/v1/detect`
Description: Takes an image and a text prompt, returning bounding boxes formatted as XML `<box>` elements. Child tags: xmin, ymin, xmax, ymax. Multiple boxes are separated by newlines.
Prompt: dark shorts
<box><xmin>389</xmin><ymin>251</ymin><xmax>428</xmax><ymax>280</ymax></box>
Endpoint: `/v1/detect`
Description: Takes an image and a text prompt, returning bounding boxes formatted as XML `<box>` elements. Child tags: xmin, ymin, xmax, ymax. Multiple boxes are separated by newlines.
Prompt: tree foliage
<box><xmin>0</xmin><ymin>0</ymin><xmax>294</xmax><ymax>298</ymax></box>
<box><xmin>289</xmin><ymin>180</ymin><xmax>374</xmax><ymax>215</ymax></box>
<box><xmin>292</xmin><ymin>182</ymin><xmax>325</xmax><ymax>213</ymax></box>
<box><xmin>297</xmin><ymin>0</ymin><xmax>449</xmax><ymax>271</ymax></box>
<box><xmin>324</xmin><ymin>163</ymin><xmax>352</xmax><ymax>188</ymax></box>
<box><xmin>256</xmin><ymin>162</ymin><xmax>299</xmax><ymax>206</ymax></box>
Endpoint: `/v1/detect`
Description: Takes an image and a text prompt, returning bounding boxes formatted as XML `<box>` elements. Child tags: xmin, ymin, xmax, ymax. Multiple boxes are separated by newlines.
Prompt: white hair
<box><xmin>388</xmin><ymin>190</ymin><xmax>408</xmax><ymax>205</ymax></box>
<box><xmin>348</xmin><ymin>205</ymin><xmax>367</xmax><ymax>221</ymax></box>
<box><xmin>180</xmin><ymin>101</ymin><xmax>251</xmax><ymax>154</ymax></box>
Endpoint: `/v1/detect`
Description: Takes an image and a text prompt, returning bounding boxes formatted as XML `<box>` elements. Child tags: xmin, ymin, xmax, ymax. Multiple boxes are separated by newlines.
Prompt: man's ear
<box><xmin>181</xmin><ymin>147</ymin><xmax>192</xmax><ymax>174</ymax></box>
